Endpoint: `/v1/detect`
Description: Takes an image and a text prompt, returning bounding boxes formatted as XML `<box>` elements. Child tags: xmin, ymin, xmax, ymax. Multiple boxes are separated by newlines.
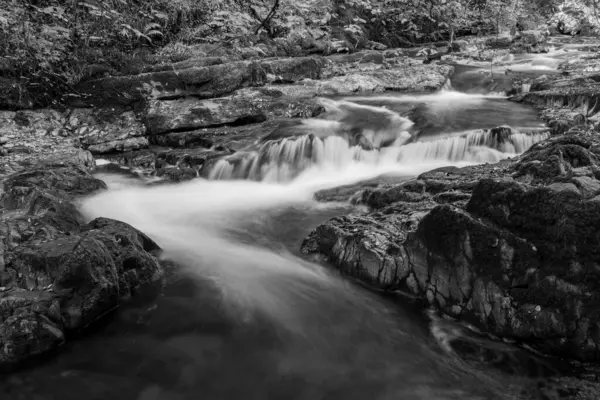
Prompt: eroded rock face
<box><xmin>72</xmin><ymin>57</ymin><xmax>325</xmax><ymax>108</ymax></box>
<box><xmin>302</xmin><ymin>133</ymin><xmax>600</xmax><ymax>360</ymax></box>
<box><xmin>0</xmin><ymin>163</ymin><xmax>164</xmax><ymax>368</ymax></box>
<box><xmin>144</xmin><ymin>88</ymin><xmax>323</xmax><ymax>136</ymax></box>
<box><xmin>311</xmin><ymin>64</ymin><xmax>454</xmax><ymax>93</ymax></box>
<box><xmin>69</xmin><ymin>109</ymin><xmax>148</xmax><ymax>154</ymax></box>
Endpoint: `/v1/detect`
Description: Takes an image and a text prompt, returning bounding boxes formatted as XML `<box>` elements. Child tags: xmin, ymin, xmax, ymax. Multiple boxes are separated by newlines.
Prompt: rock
<box><xmin>0</xmin><ymin>110</ymin><xmax>88</xmax><ymax>176</ymax></box>
<box><xmin>326</xmin><ymin>50</ymin><xmax>386</xmax><ymax>66</ymax></box>
<box><xmin>572</xmin><ymin>175</ymin><xmax>600</xmax><ymax>198</ymax></box>
<box><xmin>87</xmin><ymin>137</ymin><xmax>149</xmax><ymax>154</ymax></box>
<box><xmin>0</xmin><ymin>165</ymin><xmax>164</xmax><ymax>368</ymax></box>
<box><xmin>517</xmin><ymin>30</ymin><xmax>548</xmax><ymax>46</ymax></box>
<box><xmin>513</xmin><ymin>134</ymin><xmax>599</xmax><ymax>183</ymax></box>
<box><xmin>0</xmin><ymin>136</ymin><xmax>8</xmax><ymax>145</ymax></box>
<box><xmin>145</xmin><ymin>95</ymin><xmax>264</xmax><ymax>135</ymax></box>
<box><xmin>302</xmin><ymin>132</ymin><xmax>600</xmax><ymax>361</ymax></box>
<box><xmin>143</xmin><ymin>57</ymin><xmax>228</xmax><ymax>73</ymax></box>
<box><xmin>69</xmin><ymin>109</ymin><xmax>148</xmax><ymax>154</ymax></box>
<box><xmin>73</xmin><ymin>57</ymin><xmax>325</xmax><ymax>108</ymax></box>
<box><xmin>305</xmin><ymin>64</ymin><xmax>454</xmax><ymax>94</ymax></box>
<box><xmin>301</xmin><ymin>199</ymin><xmax>437</xmax><ymax>287</ymax></box>
<box><xmin>313</xmin><ymin>175</ymin><xmax>411</xmax><ymax>203</ymax></box>
<box><xmin>148</xmin><ymin>131</ymin><xmax>214</xmax><ymax>149</ymax></box>
<box><xmin>485</xmin><ymin>36</ymin><xmax>513</xmax><ymax>49</ymax></box>
<box><xmin>103</xmin><ymin>149</ymin><xmax>160</xmax><ymax>170</ymax></box>
<box><xmin>304</xmin><ymin>172</ymin><xmax>600</xmax><ymax>360</ymax></box>
<box><xmin>366</xmin><ymin>41</ymin><xmax>388</xmax><ymax>51</ymax></box>
<box><xmin>145</xmin><ymin>88</ymin><xmax>323</xmax><ymax>136</ymax></box>
<box><xmin>260</xmin><ymin>57</ymin><xmax>323</xmax><ymax>83</ymax></box>
<box><xmin>516</xmin><ymin>84</ymin><xmax>600</xmax><ymax>117</ymax></box>
<box><xmin>450</xmin><ymin>40</ymin><xmax>469</xmax><ymax>52</ymax></box>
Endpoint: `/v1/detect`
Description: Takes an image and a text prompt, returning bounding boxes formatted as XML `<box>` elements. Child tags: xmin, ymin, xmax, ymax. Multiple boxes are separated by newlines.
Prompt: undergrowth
<box><xmin>0</xmin><ymin>0</ymin><xmax>592</xmax><ymax>108</ymax></box>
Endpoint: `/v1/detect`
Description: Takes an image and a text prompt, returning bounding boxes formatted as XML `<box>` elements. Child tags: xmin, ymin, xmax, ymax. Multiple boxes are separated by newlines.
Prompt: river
<box><xmin>2</xmin><ymin>41</ymin><xmax>593</xmax><ymax>400</ymax></box>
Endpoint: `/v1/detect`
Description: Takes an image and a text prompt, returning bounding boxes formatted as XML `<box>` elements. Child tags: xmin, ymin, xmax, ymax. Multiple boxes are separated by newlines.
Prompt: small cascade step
<box><xmin>208</xmin><ymin>127</ymin><xmax>549</xmax><ymax>182</ymax></box>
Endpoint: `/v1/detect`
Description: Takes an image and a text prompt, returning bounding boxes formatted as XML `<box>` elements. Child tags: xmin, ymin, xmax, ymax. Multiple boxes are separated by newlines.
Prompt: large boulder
<box><xmin>0</xmin><ymin>164</ymin><xmax>164</xmax><ymax>368</ymax></box>
<box><xmin>516</xmin><ymin>29</ymin><xmax>548</xmax><ymax>46</ymax></box>
<box><xmin>485</xmin><ymin>36</ymin><xmax>513</xmax><ymax>49</ymax></box>
<box><xmin>302</xmin><ymin>134</ymin><xmax>600</xmax><ymax>361</ymax></box>
<box><xmin>407</xmin><ymin>177</ymin><xmax>600</xmax><ymax>360</ymax></box>
<box><xmin>144</xmin><ymin>88</ymin><xmax>323</xmax><ymax>136</ymax></box>
<box><xmin>308</xmin><ymin>64</ymin><xmax>454</xmax><ymax>94</ymax></box>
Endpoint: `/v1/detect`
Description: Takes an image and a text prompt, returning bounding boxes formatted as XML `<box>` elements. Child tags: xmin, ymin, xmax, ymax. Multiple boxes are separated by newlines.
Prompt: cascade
<box><xmin>209</xmin><ymin>127</ymin><xmax>549</xmax><ymax>182</ymax></box>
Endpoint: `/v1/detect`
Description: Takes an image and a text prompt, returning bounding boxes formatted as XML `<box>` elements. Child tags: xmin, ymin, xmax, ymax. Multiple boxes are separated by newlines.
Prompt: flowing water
<box><xmin>2</xmin><ymin>47</ymin><xmax>595</xmax><ymax>400</ymax></box>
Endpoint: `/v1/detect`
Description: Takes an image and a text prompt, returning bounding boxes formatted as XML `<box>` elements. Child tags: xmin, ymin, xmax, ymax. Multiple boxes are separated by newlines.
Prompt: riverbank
<box><xmin>303</xmin><ymin>35</ymin><xmax>600</xmax><ymax>363</ymax></box>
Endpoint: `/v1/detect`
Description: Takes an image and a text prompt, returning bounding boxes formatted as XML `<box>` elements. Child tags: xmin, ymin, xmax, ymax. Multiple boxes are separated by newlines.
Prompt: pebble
<box><xmin>0</xmin><ymin>136</ymin><xmax>7</xmax><ymax>145</ymax></box>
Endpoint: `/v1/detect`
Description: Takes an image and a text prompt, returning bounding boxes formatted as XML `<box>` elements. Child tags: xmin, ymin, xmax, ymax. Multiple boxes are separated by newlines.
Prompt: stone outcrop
<box><xmin>143</xmin><ymin>88</ymin><xmax>324</xmax><ymax>136</ymax></box>
<box><xmin>0</xmin><ymin>110</ymin><xmax>95</xmax><ymax>176</ymax></box>
<box><xmin>44</xmin><ymin>52</ymin><xmax>453</xmax><ymax>162</ymax></box>
<box><xmin>69</xmin><ymin>109</ymin><xmax>149</xmax><ymax>154</ymax></box>
<box><xmin>0</xmin><ymin>156</ymin><xmax>164</xmax><ymax>368</ymax></box>
<box><xmin>71</xmin><ymin>57</ymin><xmax>325</xmax><ymax>108</ymax></box>
<box><xmin>302</xmin><ymin>133</ymin><xmax>600</xmax><ymax>361</ymax></box>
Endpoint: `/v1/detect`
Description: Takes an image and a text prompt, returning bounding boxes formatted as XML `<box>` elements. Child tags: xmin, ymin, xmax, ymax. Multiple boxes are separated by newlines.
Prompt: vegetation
<box><xmin>0</xmin><ymin>0</ymin><xmax>595</xmax><ymax>108</ymax></box>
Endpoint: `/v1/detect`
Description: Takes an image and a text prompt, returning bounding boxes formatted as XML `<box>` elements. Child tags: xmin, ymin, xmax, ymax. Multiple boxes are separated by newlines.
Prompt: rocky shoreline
<box><xmin>0</xmin><ymin>152</ymin><xmax>164</xmax><ymax>368</ymax></box>
<box><xmin>2</xmin><ymin>31</ymin><xmax>600</xmax><ymax>372</ymax></box>
<box><xmin>303</xmin><ymin>36</ymin><xmax>600</xmax><ymax>362</ymax></box>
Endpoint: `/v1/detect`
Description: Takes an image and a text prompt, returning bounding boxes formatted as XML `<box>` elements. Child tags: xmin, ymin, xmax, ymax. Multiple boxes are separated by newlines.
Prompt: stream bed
<box><xmin>2</xmin><ymin>45</ymin><xmax>599</xmax><ymax>400</ymax></box>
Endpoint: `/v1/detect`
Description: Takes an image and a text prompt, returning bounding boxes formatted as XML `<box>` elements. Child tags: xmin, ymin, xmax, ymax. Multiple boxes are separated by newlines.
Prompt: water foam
<box><xmin>209</xmin><ymin>128</ymin><xmax>549</xmax><ymax>182</ymax></box>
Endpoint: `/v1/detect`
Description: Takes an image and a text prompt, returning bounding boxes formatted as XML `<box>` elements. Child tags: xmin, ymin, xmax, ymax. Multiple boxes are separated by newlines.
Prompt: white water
<box><xmin>85</xmin><ymin>95</ymin><xmax>549</xmax><ymax>321</ymax></box>
<box><xmin>72</xmin><ymin>87</ymin><xmax>559</xmax><ymax>400</ymax></box>
<box><xmin>209</xmin><ymin>124</ymin><xmax>549</xmax><ymax>181</ymax></box>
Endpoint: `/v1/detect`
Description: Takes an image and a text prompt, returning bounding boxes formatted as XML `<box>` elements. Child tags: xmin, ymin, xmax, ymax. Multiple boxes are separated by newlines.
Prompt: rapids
<box><xmin>3</xmin><ymin>45</ymin><xmax>589</xmax><ymax>400</ymax></box>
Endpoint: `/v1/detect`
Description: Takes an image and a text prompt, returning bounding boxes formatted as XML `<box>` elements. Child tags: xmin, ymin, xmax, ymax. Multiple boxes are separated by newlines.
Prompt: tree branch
<box><xmin>254</xmin><ymin>0</ymin><xmax>280</xmax><ymax>36</ymax></box>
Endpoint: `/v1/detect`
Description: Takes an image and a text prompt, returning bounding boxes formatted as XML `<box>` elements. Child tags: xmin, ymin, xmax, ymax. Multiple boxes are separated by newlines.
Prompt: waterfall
<box><xmin>208</xmin><ymin>128</ymin><xmax>549</xmax><ymax>182</ymax></box>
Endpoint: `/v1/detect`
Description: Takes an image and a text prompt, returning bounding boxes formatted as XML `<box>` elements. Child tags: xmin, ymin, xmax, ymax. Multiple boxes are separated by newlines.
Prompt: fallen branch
<box><xmin>254</xmin><ymin>0</ymin><xmax>280</xmax><ymax>36</ymax></box>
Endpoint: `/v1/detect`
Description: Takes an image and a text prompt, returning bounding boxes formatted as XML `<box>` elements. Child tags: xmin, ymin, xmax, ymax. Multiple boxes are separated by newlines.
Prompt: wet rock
<box><xmin>572</xmin><ymin>175</ymin><xmax>600</xmax><ymax>198</ymax></box>
<box><xmin>143</xmin><ymin>56</ymin><xmax>228</xmax><ymax>73</ymax></box>
<box><xmin>69</xmin><ymin>109</ymin><xmax>148</xmax><ymax>154</ymax></box>
<box><xmin>304</xmin><ymin>172</ymin><xmax>600</xmax><ymax>360</ymax></box>
<box><xmin>144</xmin><ymin>88</ymin><xmax>322</xmax><ymax>136</ymax></box>
<box><xmin>0</xmin><ymin>110</ymin><xmax>91</xmax><ymax>176</ymax></box>
<box><xmin>149</xmin><ymin>131</ymin><xmax>214</xmax><ymax>148</ymax></box>
<box><xmin>302</xmin><ymin>133</ymin><xmax>600</xmax><ymax>360</ymax></box>
<box><xmin>301</xmin><ymin>199</ymin><xmax>437</xmax><ymax>288</ymax></box>
<box><xmin>313</xmin><ymin>64</ymin><xmax>454</xmax><ymax>93</ymax></box>
<box><xmin>326</xmin><ymin>50</ymin><xmax>386</xmax><ymax>66</ymax></box>
<box><xmin>156</xmin><ymin>166</ymin><xmax>199</xmax><ymax>181</ymax></box>
<box><xmin>516</xmin><ymin>30</ymin><xmax>548</xmax><ymax>46</ymax></box>
<box><xmin>517</xmin><ymin>85</ymin><xmax>600</xmax><ymax>117</ymax></box>
<box><xmin>103</xmin><ymin>149</ymin><xmax>160</xmax><ymax>170</ymax></box>
<box><xmin>485</xmin><ymin>36</ymin><xmax>513</xmax><ymax>49</ymax></box>
<box><xmin>450</xmin><ymin>40</ymin><xmax>470</xmax><ymax>52</ymax></box>
<box><xmin>73</xmin><ymin>57</ymin><xmax>325</xmax><ymax>108</ymax></box>
<box><xmin>145</xmin><ymin>97</ymin><xmax>266</xmax><ymax>136</ymax></box>
<box><xmin>513</xmin><ymin>134</ymin><xmax>599</xmax><ymax>183</ymax></box>
<box><xmin>0</xmin><ymin>164</ymin><xmax>164</xmax><ymax>368</ymax></box>
<box><xmin>260</xmin><ymin>57</ymin><xmax>323</xmax><ymax>83</ymax></box>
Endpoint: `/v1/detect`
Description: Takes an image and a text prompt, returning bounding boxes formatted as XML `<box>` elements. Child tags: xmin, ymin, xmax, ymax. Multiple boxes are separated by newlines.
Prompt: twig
<box><xmin>254</xmin><ymin>0</ymin><xmax>280</xmax><ymax>36</ymax></box>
